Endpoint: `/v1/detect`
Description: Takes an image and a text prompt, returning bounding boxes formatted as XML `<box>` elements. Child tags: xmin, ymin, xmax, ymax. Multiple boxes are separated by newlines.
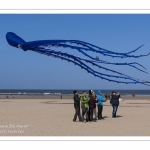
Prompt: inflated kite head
<box><xmin>6</xmin><ymin>32</ymin><xmax>28</xmax><ymax>51</ymax></box>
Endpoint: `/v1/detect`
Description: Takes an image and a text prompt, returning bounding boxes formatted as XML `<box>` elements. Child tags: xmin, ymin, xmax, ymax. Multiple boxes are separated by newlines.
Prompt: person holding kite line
<box><xmin>110</xmin><ymin>91</ymin><xmax>120</xmax><ymax>118</ymax></box>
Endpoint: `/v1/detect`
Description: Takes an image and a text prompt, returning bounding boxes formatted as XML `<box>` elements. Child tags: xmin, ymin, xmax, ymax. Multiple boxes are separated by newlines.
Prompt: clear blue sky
<box><xmin>0</xmin><ymin>14</ymin><xmax>150</xmax><ymax>89</ymax></box>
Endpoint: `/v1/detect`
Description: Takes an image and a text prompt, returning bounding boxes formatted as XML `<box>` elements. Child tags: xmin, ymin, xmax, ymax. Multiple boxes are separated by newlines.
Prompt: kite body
<box><xmin>6</xmin><ymin>32</ymin><xmax>150</xmax><ymax>85</ymax></box>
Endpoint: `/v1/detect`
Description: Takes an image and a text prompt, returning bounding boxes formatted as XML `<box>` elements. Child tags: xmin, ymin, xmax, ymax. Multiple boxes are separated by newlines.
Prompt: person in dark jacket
<box><xmin>110</xmin><ymin>91</ymin><xmax>120</xmax><ymax>118</ymax></box>
<box><xmin>88</xmin><ymin>90</ymin><xmax>98</xmax><ymax>122</ymax></box>
<box><xmin>73</xmin><ymin>90</ymin><xmax>82</xmax><ymax>122</ymax></box>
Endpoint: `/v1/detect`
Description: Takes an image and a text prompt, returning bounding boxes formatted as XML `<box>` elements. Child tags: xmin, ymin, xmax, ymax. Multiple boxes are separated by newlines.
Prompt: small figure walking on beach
<box><xmin>60</xmin><ymin>94</ymin><xmax>62</xmax><ymax>99</ymax></box>
<box><xmin>110</xmin><ymin>91</ymin><xmax>120</xmax><ymax>118</ymax></box>
<box><xmin>96</xmin><ymin>90</ymin><xmax>105</xmax><ymax>120</ymax></box>
<box><xmin>73</xmin><ymin>90</ymin><xmax>82</xmax><ymax>122</ymax></box>
<box><xmin>80</xmin><ymin>91</ymin><xmax>89</xmax><ymax>123</ymax></box>
<box><xmin>105</xmin><ymin>94</ymin><xmax>111</xmax><ymax>101</ymax></box>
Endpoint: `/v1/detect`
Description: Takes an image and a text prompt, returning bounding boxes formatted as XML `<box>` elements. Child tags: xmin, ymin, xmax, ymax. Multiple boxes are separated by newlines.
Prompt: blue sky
<box><xmin>0</xmin><ymin>14</ymin><xmax>150</xmax><ymax>89</ymax></box>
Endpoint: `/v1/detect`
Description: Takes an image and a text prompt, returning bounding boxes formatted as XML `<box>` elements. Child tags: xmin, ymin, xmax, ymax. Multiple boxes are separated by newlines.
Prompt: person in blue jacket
<box><xmin>96</xmin><ymin>90</ymin><xmax>105</xmax><ymax>120</ymax></box>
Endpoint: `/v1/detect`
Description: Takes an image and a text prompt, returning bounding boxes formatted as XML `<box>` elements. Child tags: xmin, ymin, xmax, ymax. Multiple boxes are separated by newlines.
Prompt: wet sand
<box><xmin>0</xmin><ymin>96</ymin><xmax>150</xmax><ymax>136</ymax></box>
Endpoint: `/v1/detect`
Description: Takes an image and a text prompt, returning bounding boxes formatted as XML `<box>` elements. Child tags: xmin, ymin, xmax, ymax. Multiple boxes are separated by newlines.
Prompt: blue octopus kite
<box><xmin>6</xmin><ymin>32</ymin><xmax>150</xmax><ymax>85</ymax></box>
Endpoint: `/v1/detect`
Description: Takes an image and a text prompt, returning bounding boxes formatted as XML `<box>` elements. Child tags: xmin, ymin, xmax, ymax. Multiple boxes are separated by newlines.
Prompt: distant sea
<box><xmin>0</xmin><ymin>89</ymin><xmax>150</xmax><ymax>96</ymax></box>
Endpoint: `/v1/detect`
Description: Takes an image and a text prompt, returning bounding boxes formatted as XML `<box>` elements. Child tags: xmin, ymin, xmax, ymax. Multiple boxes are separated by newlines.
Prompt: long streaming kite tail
<box><xmin>79</xmin><ymin>50</ymin><xmax>148</xmax><ymax>73</ymax></box>
<box><xmin>34</xmin><ymin>47</ymin><xmax>149</xmax><ymax>82</ymax></box>
<box><xmin>33</xmin><ymin>49</ymin><xmax>150</xmax><ymax>86</ymax></box>
<box><xmin>33</xmin><ymin>49</ymin><xmax>140</xmax><ymax>84</ymax></box>
<box><xmin>142</xmin><ymin>81</ymin><xmax>150</xmax><ymax>86</ymax></box>
<box><xmin>126</xmin><ymin>44</ymin><xmax>145</xmax><ymax>54</ymax></box>
<box><xmin>33</xmin><ymin>44</ymin><xmax>148</xmax><ymax>73</ymax></box>
<box><xmin>29</xmin><ymin>41</ymin><xmax>149</xmax><ymax>59</ymax></box>
<box><xmin>31</xmin><ymin>48</ymin><xmax>150</xmax><ymax>84</ymax></box>
<box><xmin>68</xmin><ymin>47</ymin><xmax>148</xmax><ymax>73</ymax></box>
<box><xmin>85</xmin><ymin>59</ymin><xmax>149</xmax><ymax>83</ymax></box>
<box><xmin>32</xmin><ymin>46</ymin><xmax>149</xmax><ymax>82</ymax></box>
<box><xmin>27</xmin><ymin>40</ymin><xmax>149</xmax><ymax>58</ymax></box>
<box><xmin>59</xmin><ymin>40</ymin><xmax>148</xmax><ymax>58</ymax></box>
<box><xmin>71</xmin><ymin>41</ymin><xmax>149</xmax><ymax>58</ymax></box>
<box><xmin>54</xmin><ymin>42</ymin><xmax>149</xmax><ymax>58</ymax></box>
<box><xmin>66</xmin><ymin>40</ymin><xmax>144</xmax><ymax>54</ymax></box>
<box><xmin>62</xmin><ymin>42</ymin><xmax>149</xmax><ymax>58</ymax></box>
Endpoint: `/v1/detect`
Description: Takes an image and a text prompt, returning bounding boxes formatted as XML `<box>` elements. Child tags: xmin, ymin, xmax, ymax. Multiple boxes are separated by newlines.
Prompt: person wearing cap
<box><xmin>96</xmin><ymin>90</ymin><xmax>105</xmax><ymax>120</ymax></box>
<box><xmin>73</xmin><ymin>90</ymin><xmax>82</xmax><ymax>122</ymax></box>
<box><xmin>110</xmin><ymin>91</ymin><xmax>120</xmax><ymax>118</ymax></box>
<box><xmin>80</xmin><ymin>91</ymin><xmax>89</xmax><ymax>122</ymax></box>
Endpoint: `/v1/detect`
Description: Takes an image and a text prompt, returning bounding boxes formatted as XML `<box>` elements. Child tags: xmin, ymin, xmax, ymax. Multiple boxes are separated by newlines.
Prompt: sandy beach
<box><xmin>0</xmin><ymin>95</ymin><xmax>150</xmax><ymax>136</ymax></box>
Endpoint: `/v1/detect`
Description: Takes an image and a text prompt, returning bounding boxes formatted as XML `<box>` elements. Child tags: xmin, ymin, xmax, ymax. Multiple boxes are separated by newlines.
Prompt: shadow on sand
<box><xmin>97</xmin><ymin>116</ymin><xmax>108</xmax><ymax>120</ymax></box>
<box><xmin>41</xmin><ymin>101</ymin><xmax>73</xmax><ymax>105</ymax></box>
<box><xmin>115</xmin><ymin>115</ymin><xmax>122</xmax><ymax>118</ymax></box>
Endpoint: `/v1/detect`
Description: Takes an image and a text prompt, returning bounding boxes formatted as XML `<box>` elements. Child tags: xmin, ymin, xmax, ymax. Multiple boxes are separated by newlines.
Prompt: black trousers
<box><xmin>88</xmin><ymin>107</ymin><xmax>94</xmax><ymax>121</ymax></box>
<box><xmin>98</xmin><ymin>106</ymin><xmax>103</xmax><ymax>119</ymax></box>
<box><xmin>82</xmin><ymin>107</ymin><xmax>89</xmax><ymax>122</ymax></box>
<box><xmin>73</xmin><ymin>107</ymin><xmax>82</xmax><ymax>121</ymax></box>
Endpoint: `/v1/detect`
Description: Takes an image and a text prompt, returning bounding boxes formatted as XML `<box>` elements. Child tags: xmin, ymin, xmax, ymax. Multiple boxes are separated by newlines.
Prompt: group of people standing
<box><xmin>73</xmin><ymin>90</ymin><xmax>120</xmax><ymax>123</ymax></box>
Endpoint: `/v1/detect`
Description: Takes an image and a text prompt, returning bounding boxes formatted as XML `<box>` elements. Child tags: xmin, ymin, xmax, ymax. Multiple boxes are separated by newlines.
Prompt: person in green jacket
<box><xmin>80</xmin><ymin>91</ymin><xmax>89</xmax><ymax>123</ymax></box>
